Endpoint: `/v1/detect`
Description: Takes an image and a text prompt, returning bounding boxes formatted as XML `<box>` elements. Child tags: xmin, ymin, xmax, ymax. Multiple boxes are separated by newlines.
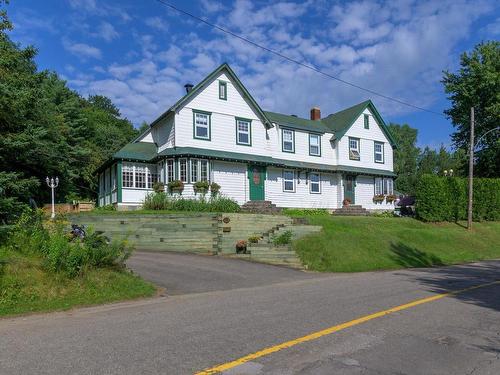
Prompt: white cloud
<box><xmin>200</xmin><ymin>0</ymin><xmax>225</xmax><ymax>13</ymax></box>
<box><xmin>145</xmin><ymin>17</ymin><xmax>168</xmax><ymax>32</ymax></box>
<box><xmin>63</xmin><ymin>39</ymin><xmax>102</xmax><ymax>59</ymax></box>
<box><xmin>96</xmin><ymin>22</ymin><xmax>119</xmax><ymax>42</ymax></box>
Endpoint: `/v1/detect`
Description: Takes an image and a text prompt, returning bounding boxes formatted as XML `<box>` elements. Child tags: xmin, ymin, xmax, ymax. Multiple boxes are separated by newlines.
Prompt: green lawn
<box><xmin>0</xmin><ymin>249</ymin><xmax>156</xmax><ymax>317</ymax></box>
<box><xmin>290</xmin><ymin>215</ymin><xmax>500</xmax><ymax>272</ymax></box>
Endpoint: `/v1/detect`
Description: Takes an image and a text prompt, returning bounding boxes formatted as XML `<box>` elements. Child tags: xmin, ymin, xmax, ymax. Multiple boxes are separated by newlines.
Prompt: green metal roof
<box><xmin>264</xmin><ymin>111</ymin><xmax>330</xmax><ymax>133</ymax></box>
<box><xmin>113</xmin><ymin>142</ymin><xmax>157</xmax><ymax>161</ymax></box>
<box><xmin>322</xmin><ymin>100</ymin><xmax>398</xmax><ymax>148</ymax></box>
<box><xmin>150</xmin><ymin>63</ymin><xmax>273</xmax><ymax>129</ymax></box>
<box><xmin>156</xmin><ymin>147</ymin><xmax>395</xmax><ymax>176</ymax></box>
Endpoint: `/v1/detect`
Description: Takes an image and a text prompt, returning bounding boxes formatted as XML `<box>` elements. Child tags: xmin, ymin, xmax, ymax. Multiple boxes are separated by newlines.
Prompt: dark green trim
<box><xmin>309</xmin><ymin>133</ymin><xmax>321</xmax><ymax>157</ymax></box>
<box><xmin>348</xmin><ymin>137</ymin><xmax>360</xmax><ymax>161</ymax></box>
<box><xmin>265</xmin><ymin>111</ymin><xmax>329</xmax><ymax>133</ymax></box>
<box><xmin>364</xmin><ymin>114</ymin><xmax>369</xmax><ymax>129</ymax></box>
<box><xmin>281</xmin><ymin>128</ymin><xmax>295</xmax><ymax>153</ymax></box>
<box><xmin>117</xmin><ymin>161</ymin><xmax>122</xmax><ymax>203</ymax></box>
<box><xmin>282</xmin><ymin>169</ymin><xmax>296</xmax><ymax>192</ymax></box>
<box><xmin>192</xmin><ymin>110</ymin><xmax>212</xmax><ymax>141</ymax></box>
<box><xmin>218</xmin><ymin>80</ymin><xmax>227</xmax><ymax>100</ymax></box>
<box><xmin>235</xmin><ymin>117</ymin><xmax>252</xmax><ymax>146</ymax></box>
<box><xmin>374</xmin><ymin>141</ymin><xmax>384</xmax><ymax>164</ymax></box>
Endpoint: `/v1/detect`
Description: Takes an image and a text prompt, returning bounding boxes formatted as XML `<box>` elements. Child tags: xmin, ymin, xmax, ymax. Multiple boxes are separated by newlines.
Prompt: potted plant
<box><xmin>373</xmin><ymin>194</ymin><xmax>385</xmax><ymax>203</ymax></box>
<box><xmin>167</xmin><ymin>180</ymin><xmax>184</xmax><ymax>194</ymax></box>
<box><xmin>342</xmin><ymin>198</ymin><xmax>351</xmax><ymax>207</ymax></box>
<box><xmin>386</xmin><ymin>194</ymin><xmax>397</xmax><ymax>203</ymax></box>
<box><xmin>152</xmin><ymin>181</ymin><xmax>165</xmax><ymax>193</ymax></box>
<box><xmin>193</xmin><ymin>180</ymin><xmax>210</xmax><ymax>195</ymax></box>
<box><xmin>210</xmin><ymin>182</ymin><xmax>221</xmax><ymax>196</ymax></box>
<box><xmin>235</xmin><ymin>239</ymin><xmax>247</xmax><ymax>254</ymax></box>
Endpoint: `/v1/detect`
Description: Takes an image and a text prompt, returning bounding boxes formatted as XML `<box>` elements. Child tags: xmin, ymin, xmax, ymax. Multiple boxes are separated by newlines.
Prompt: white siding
<box><xmin>122</xmin><ymin>189</ymin><xmax>153</xmax><ymax>204</ymax></box>
<box><xmin>138</xmin><ymin>130</ymin><xmax>154</xmax><ymax>143</ymax></box>
<box><xmin>352</xmin><ymin>175</ymin><xmax>395</xmax><ymax>210</ymax></box>
<box><xmin>266</xmin><ymin>167</ymin><xmax>339</xmax><ymax>209</ymax></box>
<box><xmin>155</xmin><ymin>114</ymin><xmax>175</xmax><ymax>152</ymax></box>
<box><xmin>212</xmin><ymin>161</ymin><xmax>247</xmax><ymax>204</ymax></box>
<box><xmin>337</xmin><ymin>108</ymin><xmax>393</xmax><ymax>171</ymax></box>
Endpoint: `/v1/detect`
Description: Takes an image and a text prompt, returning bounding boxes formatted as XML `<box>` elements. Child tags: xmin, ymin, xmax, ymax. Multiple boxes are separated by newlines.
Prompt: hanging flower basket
<box><xmin>373</xmin><ymin>194</ymin><xmax>385</xmax><ymax>203</ymax></box>
<box><xmin>386</xmin><ymin>194</ymin><xmax>397</xmax><ymax>203</ymax></box>
<box><xmin>193</xmin><ymin>181</ymin><xmax>209</xmax><ymax>194</ymax></box>
<box><xmin>167</xmin><ymin>180</ymin><xmax>184</xmax><ymax>194</ymax></box>
<box><xmin>210</xmin><ymin>182</ymin><xmax>221</xmax><ymax>196</ymax></box>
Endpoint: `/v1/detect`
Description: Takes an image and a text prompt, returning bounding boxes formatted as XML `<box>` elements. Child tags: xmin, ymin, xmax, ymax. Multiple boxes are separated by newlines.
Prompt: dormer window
<box><xmin>309</xmin><ymin>134</ymin><xmax>321</xmax><ymax>156</ymax></box>
<box><xmin>349</xmin><ymin>137</ymin><xmax>360</xmax><ymax>160</ymax></box>
<box><xmin>219</xmin><ymin>81</ymin><xmax>227</xmax><ymax>100</ymax></box>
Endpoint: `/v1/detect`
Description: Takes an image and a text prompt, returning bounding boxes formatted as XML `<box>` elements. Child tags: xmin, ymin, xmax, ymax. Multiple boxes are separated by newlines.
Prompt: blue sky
<box><xmin>6</xmin><ymin>0</ymin><xmax>500</xmax><ymax>149</ymax></box>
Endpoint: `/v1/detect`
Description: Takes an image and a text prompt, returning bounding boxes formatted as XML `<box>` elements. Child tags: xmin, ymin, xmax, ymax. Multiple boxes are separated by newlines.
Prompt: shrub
<box><xmin>143</xmin><ymin>192</ymin><xmax>170</xmax><ymax>210</ymax></box>
<box><xmin>93</xmin><ymin>204</ymin><xmax>116</xmax><ymax>212</ymax></box>
<box><xmin>248</xmin><ymin>235</ymin><xmax>262</xmax><ymax>243</ymax></box>
<box><xmin>272</xmin><ymin>230</ymin><xmax>293</xmax><ymax>245</ymax></box>
<box><xmin>142</xmin><ymin>192</ymin><xmax>240</xmax><ymax>213</ymax></box>
<box><xmin>416</xmin><ymin>174</ymin><xmax>500</xmax><ymax>222</ymax></box>
<box><xmin>283</xmin><ymin>208</ymin><xmax>329</xmax><ymax>217</ymax></box>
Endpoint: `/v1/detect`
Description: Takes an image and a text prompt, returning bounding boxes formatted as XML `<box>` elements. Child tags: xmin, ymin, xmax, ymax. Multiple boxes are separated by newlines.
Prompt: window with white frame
<box><xmin>236</xmin><ymin>118</ymin><xmax>251</xmax><ymax>145</ymax></box>
<box><xmin>122</xmin><ymin>165</ymin><xmax>134</xmax><ymax>188</ymax></box>
<box><xmin>179</xmin><ymin>159</ymin><xmax>188</xmax><ymax>182</ymax></box>
<box><xmin>200</xmin><ymin>160</ymin><xmax>209</xmax><ymax>181</ymax></box>
<box><xmin>190</xmin><ymin>159</ymin><xmax>210</xmax><ymax>183</ymax></box>
<box><xmin>374</xmin><ymin>177</ymin><xmax>383</xmax><ymax>195</ymax></box>
<box><xmin>166</xmin><ymin>159</ymin><xmax>174</xmax><ymax>182</ymax></box>
<box><xmin>309</xmin><ymin>134</ymin><xmax>321</xmax><ymax>156</ymax></box>
<box><xmin>364</xmin><ymin>114</ymin><xmax>369</xmax><ymax>129</ymax></box>
<box><xmin>309</xmin><ymin>173</ymin><xmax>321</xmax><ymax>193</ymax></box>
<box><xmin>193</xmin><ymin>111</ymin><xmax>210</xmax><ymax>140</ymax></box>
<box><xmin>190</xmin><ymin>159</ymin><xmax>199</xmax><ymax>183</ymax></box>
<box><xmin>349</xmin><ymin>137</ymin><xmax>360</xmax><ymax>160</ymax></box>
<box><xmin>283</xmin><ymin>170</ymin><xmax>295</xmax><ymax>192</ymax></box>
<box><xmin>282</xmin><ymin>129</ymin><xmax>294</xmax><ymax>152</ymax></box>
<box><xmin>135</xmin><ymin>166</ymin><xmax>146</xmax><ymax>188</ymax></box>
<box><xmin>384</xmin><ymin>178</ymin><xmax>394</xmax><ymax>195</ymax></box>
<box><xmin>374</xmin><ymin>142</ymin><xmax>384</xmax><ymax>163</ymax></box>
<box><xmin>148</xmin><ymin>168</ymin><xmax>159</xmax><ymax>188</ymax></box>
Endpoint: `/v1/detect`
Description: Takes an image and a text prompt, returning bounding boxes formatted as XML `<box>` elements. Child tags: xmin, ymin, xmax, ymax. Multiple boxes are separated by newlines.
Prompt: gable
<box><xmin>322</xmin><ymin>100</ymin><xmax>397</xmax><ymax>148</ymax></box>
<box><xmin>150</xmin><ymin>63</ymin><xmax>273</xmax><ymax>129</ymax></box>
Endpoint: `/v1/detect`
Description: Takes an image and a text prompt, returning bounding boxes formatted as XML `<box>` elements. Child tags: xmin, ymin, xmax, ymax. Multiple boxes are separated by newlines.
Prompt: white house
<box><xmin>97</xmin><ymin>63</ymin><xmax>397</xmax><ymax>211</ymax></box>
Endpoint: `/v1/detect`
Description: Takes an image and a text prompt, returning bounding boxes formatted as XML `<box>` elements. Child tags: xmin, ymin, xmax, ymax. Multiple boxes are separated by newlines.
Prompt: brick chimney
<box><xmin>310</xmin><ymin>106</ymin><xmax>321</xmax><ymax>121</ymax></box>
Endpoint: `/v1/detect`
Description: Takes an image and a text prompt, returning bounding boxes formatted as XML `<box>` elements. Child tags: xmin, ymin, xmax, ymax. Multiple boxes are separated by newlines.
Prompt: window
<box><xmin>282</xmin><ymin>129</ymin><xmax>295</xmax><ymax>153</ymax></box>
<box><xmin>283</xmin><ymin>170</ymin><xmax>295</xmax><ymax>192</ymax></box>
<box><xmin>179</xmin><ymin>159</ymin><xmax>188</xmax><ymax>183</ymax></box>
<box><xmin>309</xmin><ymin>134</ymin><xmax>321</xmax><ymax>156</ymax></box>
<box><xmin>375</xmin><ymin>177</ymin><xmax>383</xmax><ymax>195</ymax></box>
<box><xmin>349</xmin><ymin>137</ymin><xmax>360</xmax><ymax>160</ymax></box>
<box><xmin>193</xmin><ymin>111</ymin><xmax>211</xmax><ymax>140</ymax></box>
<box><xmin>122</xmin><ymin>165</ymin><xmax>133</xmax><ymax>188</ymax></box>
<box><xmin>384</xmin><ymin>178</ymin><xmax>394</xmax><ymax>195</ymax></box>
<box><xmin>219</xmin><ymin>81</ymin><xmax>227</xmax><ymax>100</ymax></box>
<box><xmin>148</xmin><ymin>168</ymin><xmax>159</xmax><ymax>188</ymax></box>
<box><xmin>166</xmin><ymin>159</ymin><xmax>175</xmax><ymax>182</ymax></box>
<box><xmin>236</xmin><ymin>118</ymin><xmax>251</xmax><ymax>145</ymax></box>
<box><xmin>190</xmin><ymin>159</ymin><xmax>199</xmax><ymax>183</ymax></box>
<box><xmin>310</xmin><ymin>173</ymin><xmax>321</xmax><ymax>194</ymax></box>
<box><xmin>364</xmin><ymin>114</ymin><xmax>369</xmax><ymax>129</ymax></box>
<box><xmin>375</xmin><ymin>178</ymin><xmax>393</xmax><ymax>195</ymax></box>
<box><xmin>200</xmin><ymin>160</ymin><xmax>209</xmax><ymax>181</ymax></box>
<box><xmin>190</xmin><ymin>159</ymin><xmax>210</xmax><ymax>183</ymax></box>
<box><xmin>374</xmin><ymin>142</ymin><xmax>384</xmax><ymax>163</ymax></box>
<box><xmin>99</xmin><ymin>173</ymin><xmax>105</xmax><ymax>195</ymax></box>
<box><xmin>135</xmin><ymin>166</ymin><xmax>146</xmax><ymax>188</ymax></box>
<box><xmin>112</xmin><ymin>165</ymin><xmax>117</xmax><ymax>190</ymax></box>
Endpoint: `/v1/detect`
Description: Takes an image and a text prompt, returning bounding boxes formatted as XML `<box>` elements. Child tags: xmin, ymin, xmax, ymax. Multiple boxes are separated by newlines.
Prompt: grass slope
<box><xmin>291</xmin><ymin>215</ymin><xmax>500</xmax><ymax>272</ymax></box>
<box><xmin>0</xmin><ymin>249</ymin><xmax>156</xmax><ymax>317</ymax></box>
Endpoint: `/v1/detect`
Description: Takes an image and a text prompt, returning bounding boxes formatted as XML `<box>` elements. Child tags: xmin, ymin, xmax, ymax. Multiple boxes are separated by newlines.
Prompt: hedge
<box><xmin>416</xmin><ymin>175</ymin><xmax>500</xmax><ymax>222</ymax></box>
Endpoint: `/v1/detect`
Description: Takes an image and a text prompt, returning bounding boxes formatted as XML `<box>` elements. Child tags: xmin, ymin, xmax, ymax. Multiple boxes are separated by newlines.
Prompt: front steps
<box><xmin>229</xmin><ymin>222</ymin><xmax>322</xmax><ymax>269</ymax></box>
<box><xmin>333</xmin><ymin>204</ymin><xmax>369</xmax><ymax>216</ymax></box>
<box><xmin>241</xmin><ymin>200</ymin><xmax>282</xmax><ymax>214</ymax></box>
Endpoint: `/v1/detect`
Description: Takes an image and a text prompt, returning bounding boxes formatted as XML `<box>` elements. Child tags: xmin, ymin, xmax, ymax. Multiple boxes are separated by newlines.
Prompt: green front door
<box><xmin>344</xmin><ymin>175</ymin><xmax>355</xmax><ymax>204</ymax></box>
<box><xmin>248</xmin><ymin>165</ymin><xmax>266</xmax><ymax>200</ymax></box>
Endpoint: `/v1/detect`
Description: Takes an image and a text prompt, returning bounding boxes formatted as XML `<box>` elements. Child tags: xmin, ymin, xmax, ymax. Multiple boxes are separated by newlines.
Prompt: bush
<box><xmin>142</xmin><ymin>192</ymin><xmax>240</xmax><ymax>212</ymax></box>
<box><xmin>272</xmin><ymin>230</ymin><xmax>293</xmax><ymax>245</ymax></box>
<box><xmin>248</xmin><ymin>235</ymin><xmax>262</xmax><ymax>243</ymax></box>
<box><xmin>93</xmin><ymin>204</ymin><xmax>116</xmax><ymax>212</ymax></box>
<box><xmin>416</xmin><ymin>175</ymin><xmax>500</xmax><ymax>222</ymax></box>
<box><xmin>6</xmin><ymin>210</ymin><xmax>132</xmax><ymax>278</ymax></box>
<box><xmin>283</xmin><ymin>208</ymin><xmax>329</xmax><ymax>217</ymax></box>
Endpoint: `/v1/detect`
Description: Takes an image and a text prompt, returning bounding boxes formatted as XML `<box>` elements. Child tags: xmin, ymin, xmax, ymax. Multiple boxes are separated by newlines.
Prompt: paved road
<box><xmin>0</xmin><ymin>254</ymin><xmax>499</xmax><ymax>375</ymax></box>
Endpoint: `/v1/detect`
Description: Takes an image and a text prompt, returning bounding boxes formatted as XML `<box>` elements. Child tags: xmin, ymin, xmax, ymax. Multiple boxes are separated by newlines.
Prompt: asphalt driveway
<box><xmin>127</xmin><ymin>251</ymin><xmax>321</xmax><ymax>295</ymax></box>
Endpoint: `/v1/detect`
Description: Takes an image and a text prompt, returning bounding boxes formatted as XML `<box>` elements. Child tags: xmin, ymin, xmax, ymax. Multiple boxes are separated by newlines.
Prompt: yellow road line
<box><xmin>195</xmin><ymin>280</ymin><xmax>500</xmax><ymax>375</ymax></box>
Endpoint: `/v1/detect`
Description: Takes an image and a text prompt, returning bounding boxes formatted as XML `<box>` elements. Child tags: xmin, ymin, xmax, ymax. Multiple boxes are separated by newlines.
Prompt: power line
<box><xmin>154</xmin><ymin>0</ymin><xmax>444</xmax><ymax>117</ymax></box>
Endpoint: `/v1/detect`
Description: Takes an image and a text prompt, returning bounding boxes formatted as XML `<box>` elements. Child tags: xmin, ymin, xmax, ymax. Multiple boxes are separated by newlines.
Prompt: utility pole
<box><xmin>467</xmin><ymin>107</ymin><xmax>474</xmax><ymax>231</ymax></box>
